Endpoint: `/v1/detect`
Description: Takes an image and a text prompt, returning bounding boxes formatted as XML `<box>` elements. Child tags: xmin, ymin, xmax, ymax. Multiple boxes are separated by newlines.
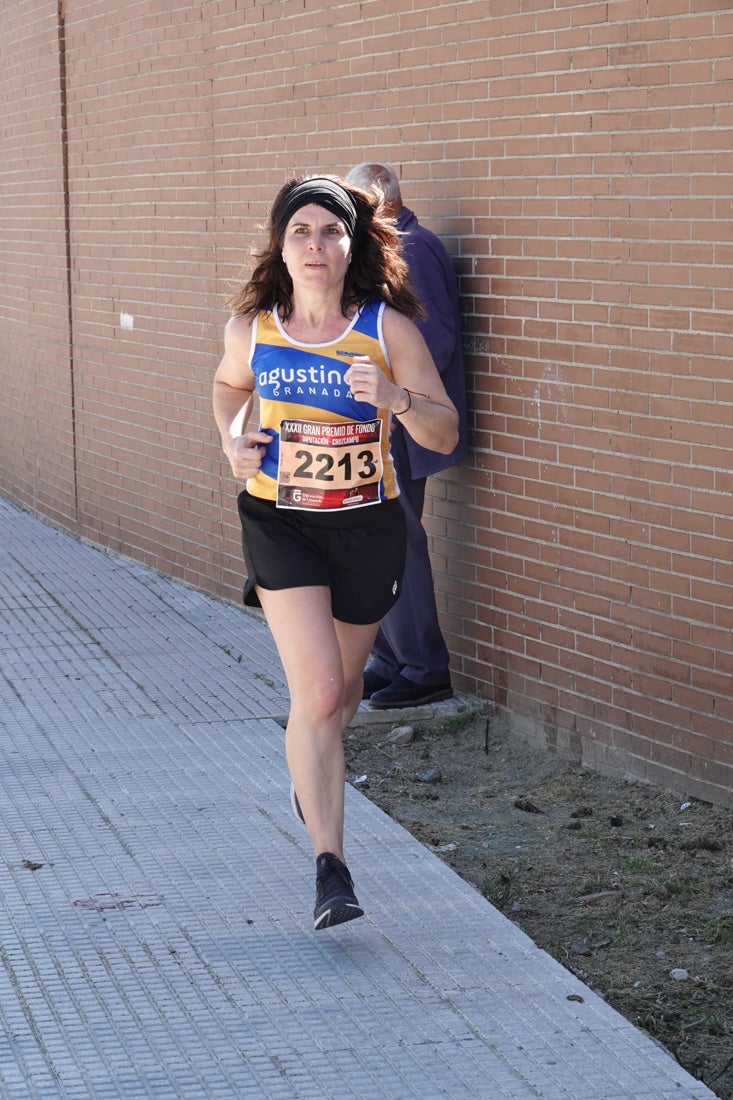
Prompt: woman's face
<box><xmin>280</xmin><ymin>203</ymin><xmax>352</xmax><ymax>292</ymax></box>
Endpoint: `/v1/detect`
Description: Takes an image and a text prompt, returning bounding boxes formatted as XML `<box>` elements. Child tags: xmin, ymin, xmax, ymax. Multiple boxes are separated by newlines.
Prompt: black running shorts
<box><xmin>237</xmin><ymin>491</ymin><xmax>407</xmax><ymax>625</ymax></box>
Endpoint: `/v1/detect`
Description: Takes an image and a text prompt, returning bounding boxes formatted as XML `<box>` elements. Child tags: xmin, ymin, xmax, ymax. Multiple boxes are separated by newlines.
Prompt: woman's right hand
<box><xmin>224</xmin><ymin>430</ymin><xmax>272</xmax><ymax>481</ymax></box>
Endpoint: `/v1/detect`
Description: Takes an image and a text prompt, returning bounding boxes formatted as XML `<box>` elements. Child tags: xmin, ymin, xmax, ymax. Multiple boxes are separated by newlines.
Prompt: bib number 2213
<box><xmin>276</xmin><ymin>418</ymin><xmax>383</xmax><ymax>511</ymax></box>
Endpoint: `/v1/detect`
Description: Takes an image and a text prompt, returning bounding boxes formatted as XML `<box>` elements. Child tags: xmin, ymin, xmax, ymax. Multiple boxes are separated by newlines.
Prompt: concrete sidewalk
<box><xmin>0</xmin><ymin>496</ymin><xmax>717</xmax><ymax>1099</ymax></box>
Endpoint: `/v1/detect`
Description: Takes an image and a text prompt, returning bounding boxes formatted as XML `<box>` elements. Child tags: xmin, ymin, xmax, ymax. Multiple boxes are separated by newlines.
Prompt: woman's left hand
<box><xmin>345</xmin><ymin>355</ymin><xmax>403</xmax><ymax>409</ymax></box>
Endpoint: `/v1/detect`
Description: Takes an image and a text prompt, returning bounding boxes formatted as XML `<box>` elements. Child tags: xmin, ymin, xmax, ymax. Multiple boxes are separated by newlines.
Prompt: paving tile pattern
<box><xmin>0</xmin><ymin>498</ymin><xmax>717</xmax><ymax>1098</ymax></box>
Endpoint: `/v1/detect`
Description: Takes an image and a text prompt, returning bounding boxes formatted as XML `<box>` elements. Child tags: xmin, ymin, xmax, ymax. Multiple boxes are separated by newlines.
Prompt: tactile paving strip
<box><xmin>0</xmin><ymin>497</ymin><xmax>717</xmax><ymax>1099</ymax></box>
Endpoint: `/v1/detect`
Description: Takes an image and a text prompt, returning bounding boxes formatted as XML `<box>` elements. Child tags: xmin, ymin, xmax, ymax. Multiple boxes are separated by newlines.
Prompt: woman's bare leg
<box><xmin>256</xmin><ymin>585</ymin><xmax>379</xmax><ymax>861</ymax></box>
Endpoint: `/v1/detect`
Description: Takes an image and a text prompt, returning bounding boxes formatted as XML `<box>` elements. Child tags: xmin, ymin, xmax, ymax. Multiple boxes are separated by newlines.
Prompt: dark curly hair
<box><xmin>226</xmin><ymin>175</ymin><xmax>425</xmax><ymax>322</ymax></box>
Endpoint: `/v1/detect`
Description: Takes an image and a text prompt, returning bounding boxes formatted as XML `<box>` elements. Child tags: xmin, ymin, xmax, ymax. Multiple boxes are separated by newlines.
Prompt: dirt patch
<box><xmin>344</xmin><ymin>709</ymin><xmax>733</xmax><ymax>1099</ymax></box>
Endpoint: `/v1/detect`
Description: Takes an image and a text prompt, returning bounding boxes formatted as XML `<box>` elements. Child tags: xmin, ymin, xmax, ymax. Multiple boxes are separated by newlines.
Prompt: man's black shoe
<box><xmin>362</xmin><ymin>667</ymin><xmax>392</xmax><ymax>699</ymax></box>
<box><xmin>313</xmin><ymin>852</ymin><xmax>364</xmax><ymax>930</ymax></box>
<box><xmin>368</xmin><ymin>674</ymin><xmax>453</xmax><ymax>710</ymax></box>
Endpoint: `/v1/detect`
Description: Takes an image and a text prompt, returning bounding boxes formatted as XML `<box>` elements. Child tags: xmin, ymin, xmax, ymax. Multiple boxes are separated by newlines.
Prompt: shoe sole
<box><xmin>368</xmin><ymin>686</ymin><xmax>454</xmax><ymax>710</ymax></box>
<box><xmin>314</xmin><ymin>900</ymin><xmax>364</xmax><ymax>930</ymax></box>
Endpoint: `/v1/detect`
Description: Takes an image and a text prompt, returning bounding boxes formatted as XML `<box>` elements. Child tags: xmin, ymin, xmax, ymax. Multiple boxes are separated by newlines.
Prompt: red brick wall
<box><xmin>1</xmin><ymin>1</ymin><xmax>732</xmax><ymax>805</ymax></box>
<box><xmin>0</xmin><ymin>1</ymin><xmax>76</xmax><ymax>524</ymax></box>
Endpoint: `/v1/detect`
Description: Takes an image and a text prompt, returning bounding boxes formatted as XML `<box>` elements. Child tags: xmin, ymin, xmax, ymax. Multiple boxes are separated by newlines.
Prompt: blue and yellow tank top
<box><xmin>247</xmin><ymin>300</ymin><xmax>400</xmax><ymax>511</ymax></box>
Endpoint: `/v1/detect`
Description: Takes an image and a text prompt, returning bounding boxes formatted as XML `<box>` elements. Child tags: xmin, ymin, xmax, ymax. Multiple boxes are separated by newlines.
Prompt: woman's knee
<box><xmin>290</xmin><ymin>677</ymin><xmax>345</xmax><ymax>729</ymax></box>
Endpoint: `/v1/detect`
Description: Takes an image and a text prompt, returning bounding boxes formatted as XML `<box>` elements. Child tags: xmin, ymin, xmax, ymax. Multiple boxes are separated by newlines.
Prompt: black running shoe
<box><xmin>290</xmin><ymin>781</ymin><xmax>305</xmax><ymax>825</ymax></box>
<box><xmin>313</xmin><ymin>852</ymin><xmax>364</xmax><ymax>930</ymax></box>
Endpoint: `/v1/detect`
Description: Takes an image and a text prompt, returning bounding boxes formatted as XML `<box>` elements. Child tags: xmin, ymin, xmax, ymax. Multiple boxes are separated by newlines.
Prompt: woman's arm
<box><xmin>212</xmin><ymin>314</ymin><xmax>273</xmax><ymax>481</ymax></box>
<box><xmin>344</xmin><ymin>308</ymin><xmax>459</xmax><ymax>454</ymax></box>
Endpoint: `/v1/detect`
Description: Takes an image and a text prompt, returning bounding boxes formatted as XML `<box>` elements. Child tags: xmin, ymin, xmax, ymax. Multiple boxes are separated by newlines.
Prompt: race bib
<box><xmin>276</xmin><ymin>418</ymin><xmax>383</xmax><ymax>511</ymax></box>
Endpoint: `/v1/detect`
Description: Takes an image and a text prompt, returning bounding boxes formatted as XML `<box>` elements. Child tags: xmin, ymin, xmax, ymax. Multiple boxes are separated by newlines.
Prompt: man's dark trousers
<box><xmin>368</xmin><ymin>428</ymin><xmax>451</xmax><ymax>687</ymax></box>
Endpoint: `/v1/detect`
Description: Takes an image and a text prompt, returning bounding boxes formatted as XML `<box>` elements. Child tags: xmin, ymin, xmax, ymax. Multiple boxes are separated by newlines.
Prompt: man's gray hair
<box><xmin>346</xmin><ymin>162</ymin><xmax>402</xmax><ymax>206</ymax></box>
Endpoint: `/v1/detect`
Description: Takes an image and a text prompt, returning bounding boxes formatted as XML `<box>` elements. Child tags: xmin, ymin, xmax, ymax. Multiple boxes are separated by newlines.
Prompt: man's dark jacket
<box><xmin>396</xmin><ymin>205</ymin><xmax>468</xmax><ymax>480</ymax></box>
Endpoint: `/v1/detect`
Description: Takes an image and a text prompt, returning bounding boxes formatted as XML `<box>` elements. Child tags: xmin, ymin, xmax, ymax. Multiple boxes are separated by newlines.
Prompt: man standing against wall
<box><xmin>345</xmin><ymin>163</ymin><xmax>468</xmax><ymax>708</ymax></box>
